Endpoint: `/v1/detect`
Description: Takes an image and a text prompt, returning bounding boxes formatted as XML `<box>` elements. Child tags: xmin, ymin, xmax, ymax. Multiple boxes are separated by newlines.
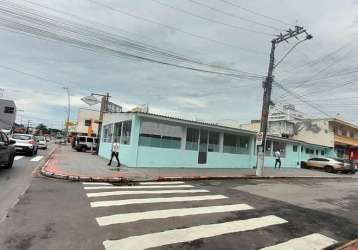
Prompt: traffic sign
<box><xmin>256</xmin><ymin>132</ymin><xmax>264</xmax><ymax>146</ymax></box>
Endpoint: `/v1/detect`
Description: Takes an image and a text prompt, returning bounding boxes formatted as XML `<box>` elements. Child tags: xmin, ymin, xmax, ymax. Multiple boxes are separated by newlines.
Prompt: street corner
<box><xmin>39</xmin><ymin>149</ymin><xmax>128</xmax><ymax>183</ymax></box>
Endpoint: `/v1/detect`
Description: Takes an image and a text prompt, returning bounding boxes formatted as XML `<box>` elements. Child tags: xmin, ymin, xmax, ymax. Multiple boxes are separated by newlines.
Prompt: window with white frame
<box><xmin>102</xmin><ymin>124</ymin><xmax>113</xmax><ymax>143</ymax></box>
<box><xmin>223</xmin><ymin>134</ymin><xmax>250</xmax><ymax>154</ymax></box>
<box><xmin>273</xmin><ymin>140</ymin><xmax>286</xmax><ymax>157</ymax></box>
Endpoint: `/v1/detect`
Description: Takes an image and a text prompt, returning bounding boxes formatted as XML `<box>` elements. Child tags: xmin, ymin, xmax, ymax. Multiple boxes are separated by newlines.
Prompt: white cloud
<box><xmin>2</xmin><ymin>0</ymin><xmax>358</xmax><ymax>127</ymax></box>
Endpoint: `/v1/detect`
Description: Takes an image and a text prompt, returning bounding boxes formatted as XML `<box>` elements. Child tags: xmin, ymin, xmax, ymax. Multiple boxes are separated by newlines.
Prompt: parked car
<box><xmin>301</xmin><ymin>157</ymin><xmax>357</xmax><ymax>174</ymax></box>
<box><xmin>35</xmin><ymin>136</ymin><xmax>47</xmax><ymax>149</ymax></box>
<box><xmin>11</xmin><ymin>134</ymin><xmax>38</xmax><ymax>156</ymax></box>
<box><xmin>0</xmin><ymin>131</ymin><xmax>16</xmax><ymax>168</ymax></box>
<box><xmin>74</xmin><ymin>136</ymin><xmax>98</xmax><ymax>152</ymax></box>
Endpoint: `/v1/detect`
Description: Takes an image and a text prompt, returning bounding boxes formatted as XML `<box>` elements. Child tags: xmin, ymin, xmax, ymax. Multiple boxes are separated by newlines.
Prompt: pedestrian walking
<box><xmin>108</xmin><ymin>139</ymin><xmax>120</xmax><ymax>168</ymax></box>
<box><xmin>274</xmin><ymin>149</ymin><xmax>281</xmax><ymax>168</ymax></box>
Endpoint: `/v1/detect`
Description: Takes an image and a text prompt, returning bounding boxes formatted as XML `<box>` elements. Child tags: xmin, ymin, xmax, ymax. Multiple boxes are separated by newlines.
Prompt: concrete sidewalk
<box><xmin>41</xmin><ymin>145</ymin><xmax>353</xmax><ymax>182</ymax></box>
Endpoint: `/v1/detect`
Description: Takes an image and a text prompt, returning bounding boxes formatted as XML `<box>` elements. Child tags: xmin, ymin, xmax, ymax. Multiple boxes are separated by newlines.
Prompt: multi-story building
<box><xmin>328</xmin><ymin>118</ymin><xmax>358</xmax><ymax>159</ymax></box>
<box><xmin>0</xmin><ymin>98</ymin><xmax>16</xmax><ymax>130</ymax></box>
<box><xmin>269</xmin><ymin>104</ymin><xmax>304</xmax><ymax>121</ymax></box>
<box><xmin>241</xmin><ymin>116</ymin><xmax>358</xmax><ymax>161</ymax></box>
<box><xmin>241</xmin><ymin>104</ymin><xmax>304</xmax><ymax>138</ymax></box>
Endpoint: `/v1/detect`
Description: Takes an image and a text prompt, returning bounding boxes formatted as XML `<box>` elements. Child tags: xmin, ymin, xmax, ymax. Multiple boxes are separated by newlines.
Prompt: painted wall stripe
<box><xmin>84</xmin><ymin>185</ymin><xmax>193</xmax><ymax>190</ymax></box>
<box><xmin>14</xmin><ymin>156</ymin><xmax>24</xmax><ymax>161</ymax></box>
<box><xmin>90</xmin><ymin>195</ymin><xmax>227</xmax><ymax>208</ymax></box>
<box><xmin>87</xmin><ymin>189</ymin><xmax>210</xmax><ymax>198</ymax></box>
<box><xmin>82</xmin><ymin>182</ymin><xmax>111</xmax><ymax>185</ymax></box>
<box><xmin>138</xmin><ymin>181</ymin><xmax>185</xmax><ymax>185</ymax></box>
<box><xmin>260</xmin><ymin>233</ymin><xmax>337</xmax><ymax>250</ymax></box>
<box><xmin>30</xmin><ymin>156</ymin><xmax>43</xmax><ymax>162</ymax></box>
<box><xmin>103</xmin><ymin>215</ymin><xmax>287</xmax><ymax>250</ymax></box>
<box><xmin>96</xmin><ymin>204</ymin><xmax>254</xmax><ymax>226</ymax></box>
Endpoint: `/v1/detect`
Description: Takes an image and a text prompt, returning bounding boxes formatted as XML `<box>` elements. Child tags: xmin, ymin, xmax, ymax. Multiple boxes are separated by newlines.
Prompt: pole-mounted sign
<box><xmin>81</xmin><ymin>95</ymin><xmax>101</xmax><ymax>106</ymax></box>
<box><xmin>256</xmin><ymin>132</ymin><xmax>264</xmax><ymax>146</ymax></box>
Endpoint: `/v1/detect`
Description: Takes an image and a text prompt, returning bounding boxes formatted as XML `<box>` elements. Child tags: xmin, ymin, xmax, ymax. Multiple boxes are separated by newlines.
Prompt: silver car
<box><xmin>302</xmin><ymin>157</ymin><xmax>357</xmax><ymax>174</ymax></box>
<box><xmin>11</xmin><ymin>134</ymin><xmax>38</xmax><ymax>156</ymax></box>
<box><xmin>35</xmin><ymin>136</ymin><xmax>47</xmax><ymax>149</ymax></box>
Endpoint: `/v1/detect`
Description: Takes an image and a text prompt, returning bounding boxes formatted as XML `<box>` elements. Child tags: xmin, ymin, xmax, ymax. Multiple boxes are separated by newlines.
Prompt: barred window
<box><xmin>121</xmin><ymin>121</ymin><xmax>132</xmax><ymax>145</ymax></box>
<box><xmin>185</xmin><ymin>128</ymin><xmax>199</xmax><ymax>150</ymax></box>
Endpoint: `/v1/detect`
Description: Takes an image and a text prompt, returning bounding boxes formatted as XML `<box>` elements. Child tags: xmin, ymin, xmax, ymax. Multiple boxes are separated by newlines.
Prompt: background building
<box><xmin>0</xmin><ymin>98</ymin><xmax>16</xmax><ymax>130</ymax></box>
<box><xmin>75</xmin><ymin>108</ymin><xmax>100</xmax><ymax>136</ymax></box>
<box><xmin>98</xmin><ymin>112</ymin><xmax>334</xmax><ymax>169</ymax></box>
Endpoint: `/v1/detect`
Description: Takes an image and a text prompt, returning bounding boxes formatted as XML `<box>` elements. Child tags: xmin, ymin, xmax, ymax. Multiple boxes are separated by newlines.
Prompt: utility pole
<box><xmin>17</xmin><ymin>109</ymin><xmax>24</xmax><ymax>126</ymax></box>
<box><xmin>256</xmin><ymin>26</ymin><xmax>312</xmax><ymax>177</ymax></box>
<box><xmin>91</xmin><ymin>92</ymin><xmax>110</xmax><ymax>155</ymax></box>
<box><xmin>26</xmin><ymin>120</ymin><xmax>32</xmax><ymax>134</ymax></box>
<box><xmin>63</xmin><ymin>87</ymin><xmax>70</xmax><ymax>145</ymax></box>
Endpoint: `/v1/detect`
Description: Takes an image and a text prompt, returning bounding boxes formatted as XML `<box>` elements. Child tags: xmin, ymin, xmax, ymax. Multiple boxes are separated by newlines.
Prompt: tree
<box><xmin>36</xmin><ymin>123</ymin><xmax>48</xmax><ymax>134</ymax></box>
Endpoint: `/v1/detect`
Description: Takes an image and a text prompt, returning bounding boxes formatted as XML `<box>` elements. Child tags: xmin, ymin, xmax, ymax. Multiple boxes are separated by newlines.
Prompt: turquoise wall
<box><xmin>99</xmin><ymin>114</ymin><xmax>335</xmax><ymax>169</ymax></box>
<box><xmin>136</xmin><ymin>146</ymin><xmax>198</xmax><ymax>167</ymax></box>
<box><xmin>99</xmin><ymin>142</ymin><xmax>134</xmax><ymax>166</ymax></box>
<box><xmin>99</xmin><ymin>115</ymin><xmax>140</xmax><ymax>166</ymax></box>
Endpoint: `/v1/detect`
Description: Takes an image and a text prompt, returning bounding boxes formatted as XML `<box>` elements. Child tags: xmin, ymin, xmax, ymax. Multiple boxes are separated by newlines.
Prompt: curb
<box><xmin>33</xmin><ymin>145</ymin><xmax>58</xmax><ymax>177</ymax></box>
<box><xmin>40</xmin><ymin>168</ymin><xmax>353</xmax><ymax>183</ymax></box>
<box><xmin>335</xmin><ymin>239</ymin><xmax>358</xmax><ymax>250</ymax></box>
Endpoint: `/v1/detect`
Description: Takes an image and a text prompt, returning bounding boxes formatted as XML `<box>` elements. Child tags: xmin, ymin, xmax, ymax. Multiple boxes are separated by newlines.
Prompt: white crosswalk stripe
<box><xmin>84</xmin><ymin>184</ymin><xmax>194</xmax><ymax>190</ymax></box>
<box><xmin>138</xmin><ymin>181</ymin><xmax>185</xmax><ymax>185</ymax></box>
<box><xmin>86</xmin><ymin>189</ymin><xmax>210</xmax><ymax>197</ymax></box>
<box><xmin>90</xmin><ymin>195</ymin><xmax>227</xmax><ymax>208</ymax></box>
<box><xmin>260</xmin><ymin>233</ymin><xmax>337</xmax><ymax>250</ymax></box>
<box><xmin>82</xmin><ymin>181</ymin><xmax>338</xmax><ymax>250</ymax></box>
<box><xmin>102</xmin><ymin>215</ymin><xmax>288</xmax><ymax>250</ymax></box>
<box><xmin>96</xmin><ymin>204</ymin><xmax>254</xmax><ymax>226</ymax></box>
<box><xmin>14</xmin><ymin>156</ymin><xmax>24</xmax><ymax>161</ymax></box>
<box><xmin>30</xmin><ymin>156</ymin><xmax>43</xmax><ymax>162</ymax></box>
<box><xmin>82</xmin><ymin>182</ymin><xmax>112</xmax><ymax>186</ymax></box>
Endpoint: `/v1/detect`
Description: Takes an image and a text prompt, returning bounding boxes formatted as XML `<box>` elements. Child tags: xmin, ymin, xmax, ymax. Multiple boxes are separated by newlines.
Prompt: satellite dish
<box><xmin>81</xmin><ymin>95</ymin><xmax>100</xmax><ymax>106</ymax></box>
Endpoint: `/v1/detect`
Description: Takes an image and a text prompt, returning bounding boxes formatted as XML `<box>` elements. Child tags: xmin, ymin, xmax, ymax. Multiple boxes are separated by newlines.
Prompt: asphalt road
<box><xmin>0</xmin><ymin>175</ymin><xmax>357</xmax><ymax>250</ymax></box>
<box><xmin>0</xmin><ymin>142</ymin><xmax>54</xmax><ymax>223</ymax></box>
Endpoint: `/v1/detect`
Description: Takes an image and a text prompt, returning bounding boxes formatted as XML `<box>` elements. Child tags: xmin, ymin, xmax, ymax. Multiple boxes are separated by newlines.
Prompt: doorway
<box><xmin>198</xmin><ymin>130</ymin><xmax>208</xmax><ymax>164</ymax></box>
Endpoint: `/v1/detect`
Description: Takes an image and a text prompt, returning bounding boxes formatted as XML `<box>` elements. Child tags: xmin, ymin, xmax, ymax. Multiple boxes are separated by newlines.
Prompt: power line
<box><xmin>217</xmin><ymin>0</ymin><xmax>294</xmax><ymax>27</ymax></box>
<box><xmin>22</xmin><ymin>0</ymin><xmax>218</xmax><ymax>67</ymax></box>
<box><xmin>273</xmin><ymin>81</ymin><xmax>331</xmax><ymax>117</ymax></box>
<box><xmin>86</xmin><ymin>0</ymin><xmax>269</xmax><ymax>53</ymax></box>
<box><xmin>150</xmin><ymin>0</ymin><xmax>274</xmax><ymax>35</ymax></box>
<box><xmin>0</xmin><ymin>0</ymin><xmax>265</xmax><ymax>79</ymax></box>
<box><xmin>186</xmin><ymin>0</ymin><xmax>284</xmax><ymax>32</ymax></box>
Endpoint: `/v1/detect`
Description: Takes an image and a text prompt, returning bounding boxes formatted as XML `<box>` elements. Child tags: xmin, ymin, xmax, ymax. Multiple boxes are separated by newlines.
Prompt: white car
<box><xmin>11</xmin><ymin>134</ymin><xmax>38</xmax><ymax>156</ymax></box>
<box><xmin>35</xmin><ymin>136</ymin><xmax>47</xmax><ymax>149</ymax></box>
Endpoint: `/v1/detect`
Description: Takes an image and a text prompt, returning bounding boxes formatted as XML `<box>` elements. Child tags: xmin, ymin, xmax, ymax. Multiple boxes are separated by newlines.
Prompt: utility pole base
<box><xmin>256</xmin><ymin>149</ymin><xmax>264</xmax><ymax>177</ymax></box>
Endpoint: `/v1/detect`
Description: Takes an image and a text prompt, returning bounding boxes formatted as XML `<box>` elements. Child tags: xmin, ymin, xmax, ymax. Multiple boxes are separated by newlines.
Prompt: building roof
<box><xmin>121</xmin><ymin>111</ymin><xmax>332</xmax><ymax>148</ymax></box>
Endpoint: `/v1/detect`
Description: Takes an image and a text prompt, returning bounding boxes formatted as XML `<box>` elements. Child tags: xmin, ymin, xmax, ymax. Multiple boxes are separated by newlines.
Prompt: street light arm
<box><xmin>273</xmin><ymin>35</ymin><xmax>312</xmax><ymax>70</ymax></box>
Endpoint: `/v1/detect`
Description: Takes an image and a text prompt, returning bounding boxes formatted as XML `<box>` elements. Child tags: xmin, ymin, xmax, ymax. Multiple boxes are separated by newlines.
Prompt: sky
<box><xmin>1</xmin><ymin>0</ymin><xmax>358</xmax><ymax>129</ymax></box>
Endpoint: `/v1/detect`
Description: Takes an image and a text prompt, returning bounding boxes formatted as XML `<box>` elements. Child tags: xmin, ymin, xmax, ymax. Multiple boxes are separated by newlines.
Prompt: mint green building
<box><xmin>98</xmin><ymin>112</ymin><xmax>334</xmax><ymax>168</ymax></box>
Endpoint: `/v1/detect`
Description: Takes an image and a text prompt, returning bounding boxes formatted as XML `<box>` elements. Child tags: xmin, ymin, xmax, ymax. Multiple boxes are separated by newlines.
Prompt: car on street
<box><xmin>0</xmin><ymin>131</ymin><xmax>16</xmax><ymax>168</ymax></box>
<box><xmin>35</xmin><ymin>136</ymin><xmax>47</xmax><ymax>149</ymax></box>
<box><xmin>301</xmin><ymin>157</ymin><xmax>357</xmax><ymax>174</ymax></box>
<box><xmin>11</xmin><ymin>134</ymin><xmax>38</xmax><ymax>156</ymax></box>
<box><xmin>73</xmin><ymin>136</ymin><xmax>98</xmax><ymax>152</ymax></box>
<box><xmin>55</xmin><ymin>136</ymin><xmax>65</xmax><ymax>144</ymax></box>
